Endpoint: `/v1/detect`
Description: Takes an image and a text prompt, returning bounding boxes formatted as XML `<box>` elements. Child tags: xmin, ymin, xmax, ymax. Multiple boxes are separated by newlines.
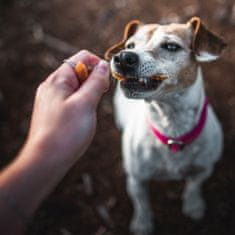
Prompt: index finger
<box><xmin>47</xmin><ymin>50</ymin><xmax>101</xmax><ymax>86</ymax></box>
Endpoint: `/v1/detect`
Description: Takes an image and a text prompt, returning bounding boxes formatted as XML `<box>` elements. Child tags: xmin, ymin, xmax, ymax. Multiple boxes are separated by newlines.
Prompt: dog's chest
<box><xmin>123</xmin><ymin>120</ymin><xmax>206</xmax><ymax>181</ymax></box>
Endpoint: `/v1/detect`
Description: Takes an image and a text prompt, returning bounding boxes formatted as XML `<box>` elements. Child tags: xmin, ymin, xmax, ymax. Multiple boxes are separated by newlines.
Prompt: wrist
<box><xmin>22</xmin><ymin>134</ymin><xmax>75</xmax><ymax>171</ymax></box>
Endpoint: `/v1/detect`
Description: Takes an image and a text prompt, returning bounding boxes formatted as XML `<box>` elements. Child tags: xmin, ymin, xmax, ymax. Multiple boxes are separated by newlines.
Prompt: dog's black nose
<box><xmin>114</xmin><ymin>51</ymin><xmax>139</xmax><ymax>71</ymax></box>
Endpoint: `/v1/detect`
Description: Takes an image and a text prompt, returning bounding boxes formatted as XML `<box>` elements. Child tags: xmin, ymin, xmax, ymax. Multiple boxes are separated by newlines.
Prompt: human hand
<box><xmin>26</xmin><ymin>50</ymin><xmax>110</xmax><ymax>166</ymax></box>
<box><xmin>0</xmin><ymin>51</ymin><xmax>109</xmax><ymax>232</ymax></box>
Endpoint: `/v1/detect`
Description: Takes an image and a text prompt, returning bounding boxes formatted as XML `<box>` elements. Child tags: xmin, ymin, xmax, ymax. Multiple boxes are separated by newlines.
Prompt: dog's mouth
<box><xmin>112</xmin><ymin>71</ymin><xmax>167</xmax><ymax>92</ymax></box>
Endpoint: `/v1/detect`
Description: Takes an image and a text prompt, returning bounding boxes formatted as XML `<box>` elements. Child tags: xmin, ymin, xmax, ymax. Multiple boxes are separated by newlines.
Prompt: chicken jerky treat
<box><xmin>75</xmin><ymin>62</ymin><xmax>89</xmax><ymax>83</ymax></box>
<box><xmin>63</xmin><ymin>59</ymin><xmax>91</xmax><ymax>84</ymax></box>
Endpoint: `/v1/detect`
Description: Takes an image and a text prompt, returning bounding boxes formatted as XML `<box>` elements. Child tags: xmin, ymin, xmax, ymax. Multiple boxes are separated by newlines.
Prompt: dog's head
<box><xmin>105</xmin><ymin>17</ymin><xmax>226</xmax><ymax>99</ymax></box>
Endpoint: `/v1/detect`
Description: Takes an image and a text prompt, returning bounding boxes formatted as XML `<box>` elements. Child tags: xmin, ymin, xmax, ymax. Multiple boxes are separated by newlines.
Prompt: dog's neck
<box><xmin>146</xmin><ymin>67</ymin><xmax>206</xmax><ymax>138</ymax></box>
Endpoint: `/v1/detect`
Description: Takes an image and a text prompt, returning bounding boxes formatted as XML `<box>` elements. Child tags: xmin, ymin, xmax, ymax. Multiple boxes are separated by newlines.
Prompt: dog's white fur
<box><xmin>108</xmin><ymin>18</ymin><xmax>225</xmax><ymax>235</ymax></box>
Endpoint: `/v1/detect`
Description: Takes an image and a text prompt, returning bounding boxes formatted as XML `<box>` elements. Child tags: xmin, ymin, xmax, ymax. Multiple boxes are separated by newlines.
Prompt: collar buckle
<box><xmin>167</xmin><ymin>139</ymin><xmax>185</xmax><ymax>152</ymax></box>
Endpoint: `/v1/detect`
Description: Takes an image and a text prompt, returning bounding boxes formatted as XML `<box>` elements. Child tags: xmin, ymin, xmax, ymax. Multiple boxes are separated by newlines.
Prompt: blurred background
<box><xmin>0</xmin><ymin>0</ymin><xmax>235</xmax><ymax>234</ymax></box>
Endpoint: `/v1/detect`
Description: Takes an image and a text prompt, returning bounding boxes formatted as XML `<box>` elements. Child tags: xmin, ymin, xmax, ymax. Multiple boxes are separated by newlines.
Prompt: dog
<box><xmin>105</xmin><ymin>17</ymin><xmax>226</xmax><ymax>235</ymax></box>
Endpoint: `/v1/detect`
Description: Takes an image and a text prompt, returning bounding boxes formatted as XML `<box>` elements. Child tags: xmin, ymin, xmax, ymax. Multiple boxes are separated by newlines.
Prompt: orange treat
<box><xmin>112</xmin><ymin>72</ymin><xmax>125</xmax><ymax>81</ymax></box>
<box><xmin>75</xmin><ymin>62</ymin><xmax>89</xmax><ymax>83</ymax></box>
<box><xmin>152</xmin><ymin>75</ymin><xmax>168</xmax><ymax>81</ymax></box>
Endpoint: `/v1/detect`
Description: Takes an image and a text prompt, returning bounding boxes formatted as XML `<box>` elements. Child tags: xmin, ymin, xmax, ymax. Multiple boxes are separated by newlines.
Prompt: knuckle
<box><xmin>78</xmin><ymin>49</ymin><xmax>91</xmax><ymax>57</ymax></box>
<box><xmin>49</xmin><ymin>71</ymin><xmax>68</xmax><ymax>84</ymax></box>
<box><xmin>45</xmin><ymin>71</ymin><xmax>67</xmax><ymax>87</ymax></box>
<box><xmin>54</xmin><ymin>76</ymin><xmax>68</xmax><ymax>87</ymax></box>
<box><xmin>46</xmin><ymin>71</ymin><xmax>59</xmax><ymax>83</ymax></box>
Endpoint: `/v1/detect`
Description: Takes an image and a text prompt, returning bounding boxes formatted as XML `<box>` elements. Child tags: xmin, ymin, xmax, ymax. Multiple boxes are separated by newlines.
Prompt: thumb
<box><xmin>70</xmin><ymin>60</ymin><xmax>110</xmax><ymax>109</ymax></box>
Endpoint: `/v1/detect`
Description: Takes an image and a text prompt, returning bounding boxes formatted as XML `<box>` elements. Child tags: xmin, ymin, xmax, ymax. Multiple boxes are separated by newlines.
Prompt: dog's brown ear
<box><xmin>188</xmin><ymin>17</ymin><xmax>227</xmax><ymax>62</ymax></box>
<box><xmin>104</xmin><ymin>20</ymin><xmax>141</xmax><ymax>61</ymax></box>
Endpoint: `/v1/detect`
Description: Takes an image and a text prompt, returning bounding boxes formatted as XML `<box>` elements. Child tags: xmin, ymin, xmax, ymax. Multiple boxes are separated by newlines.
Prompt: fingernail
<box><xmin>95</xmin><ymin>60</ymin><xmax>109</xmax><ymax>75</ymax></box>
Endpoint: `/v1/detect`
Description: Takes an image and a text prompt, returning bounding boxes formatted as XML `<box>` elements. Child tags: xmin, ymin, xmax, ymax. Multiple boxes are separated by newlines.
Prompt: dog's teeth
<box><xmin>139</xmin><ymin>78</ymin><xmax>149</xmax><ymax>87</ymax></box>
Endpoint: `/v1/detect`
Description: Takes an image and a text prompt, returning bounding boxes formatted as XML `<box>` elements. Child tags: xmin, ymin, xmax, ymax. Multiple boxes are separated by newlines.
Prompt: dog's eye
<box><xmin>126</xmin><ymin>42</ymin><xmax>135</xmax><ymax>49</ymax></box>
<box><xmin>161</xmin><ymin>43</ymin><xmax>182</xmax><ymax>52</ymax></box>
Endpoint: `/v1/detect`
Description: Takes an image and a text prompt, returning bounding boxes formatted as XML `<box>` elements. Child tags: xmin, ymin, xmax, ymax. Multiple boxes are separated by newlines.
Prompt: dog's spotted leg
<box><xmin>182</xmin><ymin>168</ymin><xmax>212</xmax><ymax>220</ymax></box>
<box><xmin>127</xmin><ymin>176</ymin><xmax>155</xmax><ymax>235</ymax></box>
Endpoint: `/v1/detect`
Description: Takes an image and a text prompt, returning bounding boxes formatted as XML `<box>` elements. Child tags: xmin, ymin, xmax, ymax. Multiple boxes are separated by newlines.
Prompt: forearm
<box><xmin>0</xmin><ymin>138</ymin><xmax>74</xmax><ymax>234</ymax></box>
<box><xmin>0</xmin><ymin>51</ymin><xmax>109</xmax><ymax>234</ymax></box>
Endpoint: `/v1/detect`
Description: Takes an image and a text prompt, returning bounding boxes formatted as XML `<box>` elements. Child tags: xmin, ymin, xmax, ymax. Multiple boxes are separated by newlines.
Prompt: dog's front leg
<box><xmin>182</xmin><ymin>168</ymin><xmax>212</xmax><ymax>220</ymax></box>
<box><xmin>127</xmin><ymin>176</ymin><xmax>155</xmax><ymax>235</ymax></box>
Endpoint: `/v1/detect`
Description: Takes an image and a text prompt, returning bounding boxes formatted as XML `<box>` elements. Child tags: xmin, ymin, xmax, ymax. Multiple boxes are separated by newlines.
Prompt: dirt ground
<box><xmin>0</xmin><ymin>0</ymin><xmax>235</xmax><ymax>234</ymax></box>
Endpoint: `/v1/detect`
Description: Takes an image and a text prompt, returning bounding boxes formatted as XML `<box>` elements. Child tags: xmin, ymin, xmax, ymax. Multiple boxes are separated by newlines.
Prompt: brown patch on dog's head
<box><xmin>104</xmin><ymin>20</ymin><xmax>142</xmax><ymax>60</ymax></box>
<box><xmin>177</xmin><ymin>62</ymin><xmax>198</xmax><ymax>88</ymax></box>
<box><xmin>188</xmin><ymin>16</ymin><xmax>227</xmax><ymax>62</ymax></box>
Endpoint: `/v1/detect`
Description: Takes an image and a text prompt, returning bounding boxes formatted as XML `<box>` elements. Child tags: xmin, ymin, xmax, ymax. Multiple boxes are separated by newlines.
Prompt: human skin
<box><xmin>0</xmin><ymin>50</ymin><xmax>110</xmax><ymax>234</ymax></box>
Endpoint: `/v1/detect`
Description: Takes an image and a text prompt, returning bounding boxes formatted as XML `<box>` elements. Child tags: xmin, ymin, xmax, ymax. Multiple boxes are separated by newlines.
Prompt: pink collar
<box><xmin>149</xmin><ymin>97</ymin><xmax>209</xmax><ymax>153</ymax></box>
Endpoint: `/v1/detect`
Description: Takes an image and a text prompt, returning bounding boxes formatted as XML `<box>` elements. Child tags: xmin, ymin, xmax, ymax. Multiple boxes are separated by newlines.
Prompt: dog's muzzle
<box><xmin>111</xmin><ymin>51</ymin><xmax>168</xmax><ymax>98</ymax></box>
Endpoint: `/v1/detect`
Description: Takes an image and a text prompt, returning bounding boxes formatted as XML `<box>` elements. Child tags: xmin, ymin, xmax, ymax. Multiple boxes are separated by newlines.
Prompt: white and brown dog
<box><xmin>105</xmin><ymin>17</ymin><xmax>226</xmax><ymax>235</ymax></box>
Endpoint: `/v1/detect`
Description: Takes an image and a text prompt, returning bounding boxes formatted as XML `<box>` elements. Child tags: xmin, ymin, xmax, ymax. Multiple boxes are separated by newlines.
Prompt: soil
<box><xmin>0</xmin><ymin>0</ymin><xmax>235</xmax><ymax>234</ymax></box>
